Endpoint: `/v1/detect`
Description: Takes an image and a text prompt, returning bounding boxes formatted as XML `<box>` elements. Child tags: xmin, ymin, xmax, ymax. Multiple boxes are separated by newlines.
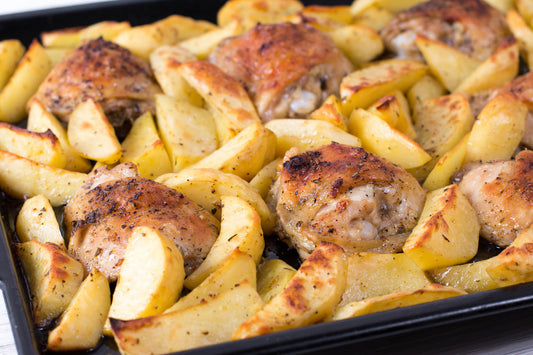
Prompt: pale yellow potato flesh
<box><xmin>16</xmin><ymin>194</ymin><xmax>64</xmax><ymax>248</ymax></box>
<box><xmin>0</xmin><ymin>39</ymin><xmax>25</xmax><ymax>92</ymax></box>
<box><xmin>257</xmin><ymin>258</ymin><xmax>297</xmax><ymax>303</ymax></box>
<box><xmin>428</xmin><ymin>258</ymin><xmax>499</xmax><ymax>294</ymax></box>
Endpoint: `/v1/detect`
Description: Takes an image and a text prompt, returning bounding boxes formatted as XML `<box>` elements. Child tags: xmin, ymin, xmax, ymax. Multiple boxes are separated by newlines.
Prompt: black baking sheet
<box><xmin>1</xmin><ymin>1</ymin><xmax>533</xmax><ymax>354</ymax></box>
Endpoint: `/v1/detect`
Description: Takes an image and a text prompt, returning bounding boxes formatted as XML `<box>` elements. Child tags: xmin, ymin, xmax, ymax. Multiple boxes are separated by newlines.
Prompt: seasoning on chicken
<box><xmin>269</xmin><ymin>143</ymin><xmax>426</xmax><ymax>259</ymax></box>
<box><xmin>469</xmin><ymin>72</ymin><xmax>533</xmax><ymax>148</ymax></box>
<box><xmin>380</xmin><ymin>0</ymin><xmax>510</xmax><ymax>61</ymax></box>
<box><xmin>458</xmin><ymin>150</ymin><xmax>533</xmax><ymax>248</ymax></box>
<box><xmin>208</xmin><ymin>22</ymin><xmax>353</xmax><ymax>121</ymax></box>
<box><xmin>32</xmin><ymin>38</ymin><xmax>162</xmax><ymax>138</ymax></box>
<box><xmin>65</xmin><ymin>162</ymin><xmax>219</xmax><ymax>281</ymax></box>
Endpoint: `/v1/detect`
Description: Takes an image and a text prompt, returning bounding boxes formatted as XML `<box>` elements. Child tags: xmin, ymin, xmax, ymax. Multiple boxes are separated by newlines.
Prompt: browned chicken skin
<box><xmin>380</xmin><ymin>0</ymin><xmax>510</xmax><ymax>61</ymax></box>
<box><xmin>208</xmin><ymin>22</ymin><xmax>353</xmax><ymax>121</ymax></box>
<box><xmin>458</xmin><ymin>150</ymin><xmax>533</xmax><ymax>247</ymax></box>
<box><xmin>269</xmin><ymin>144</ymin><xmax>426</xmax><ymax>259</ymax></box>
<box><xmin>32</xmin><ymin>38</ymin><xmax>161</xmax><ymax>138</ymax></box>
<box><xmin>65</xmin><ymin>163</ymin><xmax>219</xmax><ymax>281</ymax></box>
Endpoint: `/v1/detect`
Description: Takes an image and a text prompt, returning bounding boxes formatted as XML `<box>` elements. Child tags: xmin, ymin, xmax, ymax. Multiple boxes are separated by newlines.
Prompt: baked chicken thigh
<box><xmin>380</xmin><ymin>0</ymin><xmax>509</xmax><ymax>61</ymax></box>
<box><xmin>208</xmin><ymin>22</ymin><xmax>353</xmax><ymax>121</ymax></box>
<box><xmin>269</xmin><ymin>143</ymin><xmax>426</xmax><ymax>259</ymax></box>
<box><xmin>65</xmin><ymin>163</ymin><xmax>219</xmax><ymax>281</ymax></box>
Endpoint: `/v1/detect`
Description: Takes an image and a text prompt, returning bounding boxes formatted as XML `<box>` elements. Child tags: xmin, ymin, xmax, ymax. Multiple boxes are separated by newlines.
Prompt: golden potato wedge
<box><xmin>464</xmin><ymin>92</ymin><xmax>527</xmax><ymax>163</ymax></box>
<box><xmin>265</xmin><ymin>118</ymin><xmax>361</xmax><ymax>157</ymax></box>
<box><xmin>517</xmin><ymin>0</ymin><xmax>533</xmax><ymax>24</ymax></box>
<box><xmin>409</xmin><ymin>93</ymin><xmax>474</xmax><ymax>179</ymax></box>
<box><xmin>415</xmin><ymin>35</ymin><xmax>481</xmax><ymax>92</ymax></box>
<box><xmin>455</xmin><ymin>37</ymin><xmax>519</xmax><ymax>95</ymax></box>
<box><xmin>257</xmin><ymin>258</ymin><xmax>297</xmax><ymax>303</ymax></box>
<box><xmin>27</xmin><ymin>99</ymin><xmax>92</xmax><ymax>172</ymax></box>
<box><xmin>407</xmin><ymin>75</ymin><xmax>447</xmax><ymax>123</ymax></box>
<box><xmin>67</xmin><ymin>99</ymin><xmax>121</xmax><ymax>164</ymax></box>
<box><xmin>111</xmin><ymin>280</ymin><xmax>264</xmax><ymax>355</ymax></box>
<box><xmin>78</xmin><ymin>21</ymin><xmax>130</xmax><ymax>41</ymax></box>
<box><xmin>16</xmin><ymin>194</ymin><xmax>64</xmax><ymax>248</ymax></box>
<box><xmin>189</xmin><ymin>122</ymin><xmax>275</xmax><ymax>181</ymax></box>
<box><xmin>507</xmin><ymin>10</ymin><xmax>533</xmax><ymax>71</ymax></box>
<box><xmin>340</xmin><ymin>58</ymin><xmax>427</xmax><ymax>116</ymax></box>
<box><xmin>160</xmin><ymin>14</ymin><xmax>217</xmax><ymax>41</ymax></box>
<box><xmin>179</xmin><ymin>20</ymin><xmax>244</xmax><ymax>60</ymax></box>
<box><xmin>403</xmin><ymin>184</ymin><xmax>480</xmax><ymax>270</ymax></box>
<box><xmin>0</xmin><ymin>39</ymin><xmax>25</xmax><ymax>91</ymax></box>
<box><xmin>15</xmin><ymin>241</ymin><xmax>84</xmax><ymax>327</ymax></box>
<box><xmin>113</xmin><ymin>17</ymin><xmax>180</xmax><ymax>61</ymax></box>
<box><xmin>184</xmin><ymin>195</ymin><xmax>264</xmax><ymax>289</ymax></box>
<box><xmin>309</xmin><ymin>95</ymin><xmax>348</xmax><ymax>131</ymax></box>
<box><xmin>218</xmin><ymin>0</ymin><xmax>303</xmax><ymax>29</ymax></box>
<box><xmin>47</xmin><ymin>269</ymin><xmax>110</xmax><ymax>351</ymax></box>
<box><xmin>339</xmin><ymin>252</ymin><xmax>430</xmax><ymax>307</ymax></box>
<box><xmin>155</xmin><ymin>94</ymin><xmax>217</xmax><ymax>172</ymax></box>
<box><xmin>0</xmin><ymin>40</ymin><xmax>52</xmax><ymax>123</ymax></box>
<box><xmin>156</xmin><ymin>168</ymin><xmax>275</xmax><ymax>234</ymax></box>
<box><xmin>44</xmin><ymin>47</ymin><xmax>72</xmax><ymax>67</ymax></box>
<box><xmin>300</xmin><ymin>5</ymin><xmax>352</xmax><ymax>24</ymax></box>
<box><xmin>486</xmin><ymin>225</ymin><xmax>533</xmax><ymax>287</ymax></box>
<box><xmin>178</xmin><ymin>61</ymin><xmax>260</xmax><ymax>144</ymax></box>
<box><xmin>352</xmin><ymin>5</ymin><xmax>394</xmax><ymax>32</ymax></box>
<box><xmin>41</xmin><ymin>27</ymin><xmax>82</xmax><ymax>48</ymax></box>
<box><xmin>119</xmin><ymin>112</ymin><xmax>172</xmax><ymax>179</ymax></box>
<box><xmin>331</xmin><ymin>284</ymin><xmax>466</xmax><ymax>321</ymax></box>
<box><xmin>0</xmin><ymin>150</ymin><xmax>86</xmax><ymax>206</ymax></box>
<box><xmin>368</xmin><ymin>90</ymin><xmax>417</xmax><ymax>139</ymax></box>
<box><xmin>106</xmin><ymin>227</ymin><xmax>184</xmax><ymax>332</ymax></box>
<box><xmin>249</xmin><ymin>158</ymin><xmax>281</xmax><ymax>199</ymax></box>
<box><xmin>350</xmin><ymin>0</ymin><xmax>427</xmax><ymax>16</ymax></box>
<box><xmin>423</xmin><ymin>133</ymin><xmax>469</xmax><ymax>191</ymax></box>
<box><xmin>149</xmin><ymin>45</ymin><xmax>202</xmax><ymax>105</ymax></box>
<box><xmin>348</xmin><ymin>108</ymin><xmax>431</xmax><ymax>169</ymax></box>
<box><xmin>232</xmin><ymin>242</ymin><xmax>346</xmax><ymax>339</ymax></box>
<box><xmin>329</xmin><ymin>24</ymin><xmax>384</xmax><ymax>66</ymax></box>
<box><xmin>0</xmin><ymin>123</ymin><xmax>66</xmax><ymax>168</ymax></box>
<box><xmin>166</xmin><ymin>249</ymin><xmax>256</xmax><ymax>313</ymax></box>
<box><xmin>428</xmin><ymin>258</ymin><xmax>498</xmax><ymax>293</ymax></box>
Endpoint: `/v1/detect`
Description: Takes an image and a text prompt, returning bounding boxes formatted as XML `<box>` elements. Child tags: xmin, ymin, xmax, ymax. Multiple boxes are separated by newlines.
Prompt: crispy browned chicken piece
<box><xmin>65</xmin><ymin>162</ymin><xmax>219</xmax><ymax>281</ymax></box>
<box><xmin>380</xmin><ymin>0</ymin><xmax>510</xmax><ymax>61</ymax></box>
<box><xmin>269</xmin><ymin>143</ymin><xmax>426</xmax><ymax>259</ymax></box>
<box><xmin>458</xmin><ymin>150</ymin><xmax>533</xmax><ymax>247</ymax></box>
<box><xmin>469</xmin><ymin>72</ymin><xmax>533</xmax><ymax>148</ymax></box>
<box><xmin>208</xmin><ymin>22</ymin><xmax>353</xmax><ymax>121</ymax></box>
<box><xmin>32</xmin><ymin>38</ymin><xmax>161</xmax><ymax>138</ymax></box>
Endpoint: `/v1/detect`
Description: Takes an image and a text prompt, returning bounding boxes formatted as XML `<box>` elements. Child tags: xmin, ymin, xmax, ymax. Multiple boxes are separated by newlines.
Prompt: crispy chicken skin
<box><xmin>458</xmin><ymin>150</ymin><xmax>533</xmax><ymax>247</ymax></box>
<box><xmin>32</xmin><ymin>38</ymin><xmax>161</xmax><ymax>138</ymax></box>
<box><xmin>380</xmin><ymin>0</ymin><xmax>509</xmax><ymax>61</ymax></box>
<box><xmin>65</xmin><ymin>162</ymin><xmax>219</xmax><ymax>281</ymax></box>
<box><xmin>470</xmin><ymin>72</ymin><xmax>533</xmax><ymax>148</ymax></box>
<box><xmin>208</xmin><ymin>22</ymin><xmax>353</xmax><ymax>121</ymax></box>
<box><xmin>269</xmin><ymin>143</ymin><xmax>426</xmax><ymax>259</ymax></box>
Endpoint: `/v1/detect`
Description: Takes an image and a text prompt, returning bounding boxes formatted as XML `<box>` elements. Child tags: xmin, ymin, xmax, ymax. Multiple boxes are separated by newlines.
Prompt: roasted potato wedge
<box><xmin>0</xmin><ymin>39</ymin><xmax>25</xmax><ymax>91</ymax></box>
<box><xmin>367</xmin><ymin>90</ymin><xmax>417</xmax><ymax>139</ymax></box>
<box><xmin>265</xmin><ymin>118</ymin><xmax>361</xmax><ymax>157</ymax></box>
<box><xmin>15</xmin><ymin>241</ymin><xmax>84</xmax><ymax>327</ymax></box>
<box><xmin>155</xmin><ymin>94</ymin><xmax>218</xmax><ymax>172</ymax></box>
<box><xmin>105</xmin><ymin>227</ymin><xmax>184</xmax><ymax>335</ymax></box>
<box><xmin>464</xmin><ymin>92</ymin><xmax>527</xmax><ymax>163</ymax></box>
<box><xmin>157</xmin><ymin>168</ymin><xmax>275</xmax><ymax>234</ymax></box>
<box><xmin>0</xmin><ymin>40</ymin><xmax>52</xmax><ymax>123</ymax></box>
<box><xmin>507</xmin><ymin>9</ymin><xmax>533</xmax><ymax>71</ymax></box>
<box><xmin>218</xmin><ymin>0</ymin><xmax>303</xmax><ymax>29</ymax></box>
<box><xmin>340</xmin><ymin>58</ymin><xmax>427</xmax><ymax>116</ymax></box>
<box><xmin>16</xmin><ymin>194</ymin><xmax>64</xmax><ymax>248</ymax></box>
<box><xmin>352</xmin><ymin>5</ymin><xmax>394</xmax><ymax>32</ymax></box>
<box><xmin>167</xmin><ymin>249</ymin><xmax>256</xmax><ymax>312</ymax></box>
<box><xmin>403</xmin><ymin>184</ymin><xmax>480</xmax><ymax>270</ymax></box>
<box><xmin>184</xmin><ymin>195</ymin><xmax>264</xmax><ymax>289</ymax></box>
<box><xmin>67</xmin><ymin>99</ymin><xmax>121</xmax><ymax>164</ymax></box>
<box><xmin>111</xmin><ymin>280</ymin><xmax>264</xmax><ymax>355</ymax></box>
<box><xmin>339</xmin><ymin>252</ymin><xmax>430</xmax><ymax>307</ymax></box>
<box><xmin>428</xmin><ymin>258</ymin><xmax>499</xmax><ymax>293</ymax></box>
<box><xmin>350</xmin><ymin>0</ymin><xmax>427</xmax><ymax>16</ymax></box>
<box><xmin>47</xmin><ymin>269</ymin><xmax>110</xmax><ymax>351</ymax></box>
<box><xmin>178</xmin><ymin>61</ymin><xmax>260</xmax><ymax>144</ymax></box>
<box><xmin>78</xmin><ymin>21</ymin><xmax>130</xmax><ymax>42</ymax></box>
<box><xmin>119</xmin><ymin>112</ymin><xmax>172</xmax><ymax>179</ymax></box>
<box><xmin>309</xmin><ymin>95</ymin><xmax>349</xmax><ymax>131</ymax></box>
<box><xmin>161</xmin><ymin>14</ymin><xmax>217</xmax><ymax>41</ymax></box>
<box><xmin>41</xmin><ymin>27</ymin><xmax>82</xmax><ymax>48</ymax></box>
<box><xmin>407</xmin><ymin>75</ymin><xmax>447</xmax><ymax>123</ymax></box>
<box><xmin>329</xmin><ymin>24</ymin><xmax>384</xmax><ymax>66</ymax></box>
<box><xmin>331</xmin><ymin>284</ymin><xmax>466</xmax><ymax>321</ymax></box>
<box><xmin>0</xmin><ymin>150</ymin><xmax>86</xmax><ymax>206</ymax></box>
<box><xmin>0</xmin><ymin>123</ymin><xmax>66</xmax><ymax>168</ymax></box>
<box><xmin>232</xmin><ymin>242</ymin><xmax>346</xmax><ymax>339</ymax></box>
<box><xmin>249</xmin><ymin>158</ymin><xmax>281</xmax><ymax>199</ymax></box>
<box><xmin>257</xmin><ymin>258</ymin><xmax>297</xmax><ymax>303</ymax></box>
<box><xmin>179</xmin><ymin>20</ymin><xmax>244</xmax><ymax>60</ymax></box>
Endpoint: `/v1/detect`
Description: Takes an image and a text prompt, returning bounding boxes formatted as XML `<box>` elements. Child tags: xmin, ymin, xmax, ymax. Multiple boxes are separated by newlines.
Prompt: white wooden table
<box><xmin>0</xmin><ymin>291</ymin><xmax>16</xmax><ymax>355</ymax></box>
